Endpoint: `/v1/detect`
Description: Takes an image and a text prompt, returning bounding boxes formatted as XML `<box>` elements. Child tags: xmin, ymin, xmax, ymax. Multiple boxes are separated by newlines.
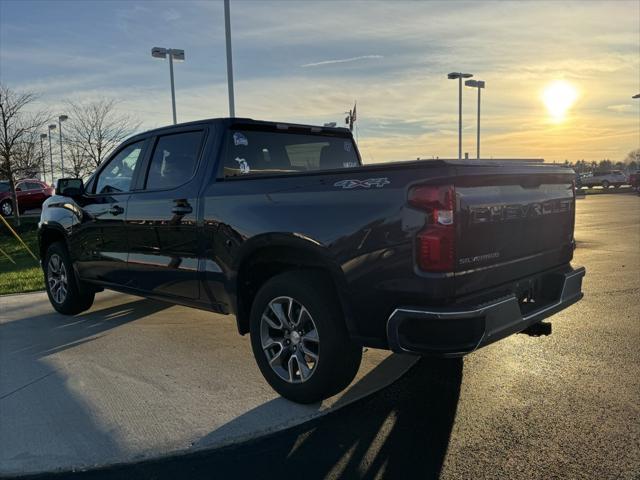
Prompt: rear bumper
<box><xmin>386</xmin><ymin>266</ymin><xmax>585</xmax><ymax>356</ymax></box>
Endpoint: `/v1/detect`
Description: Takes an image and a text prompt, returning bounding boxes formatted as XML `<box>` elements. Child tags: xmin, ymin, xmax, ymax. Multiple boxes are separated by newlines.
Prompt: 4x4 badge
<box><xmin>334</xmin><ymin>178</ymin><xmax>390</xmax><ymax>189</ymax></box>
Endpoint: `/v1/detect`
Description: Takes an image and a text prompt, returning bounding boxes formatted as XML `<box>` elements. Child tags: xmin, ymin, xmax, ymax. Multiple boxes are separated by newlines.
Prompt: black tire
<box><xmin>0</xmin><ymin>199</ymin><xmax>13</xmax><ymax>217</ymax></box>
<box><xmin>602</xmin><ymin>180</ymin><xmax>610</xmax><ymax>189</ymax></box>
<box><xmin>44</xmin><ymin>241</ymin><xmax>95</xmax><ymax>315</ymax></box>
<box><xmin>249</xmin><ymin>270</ymin><xmax>362</xmax><ymax>404</ymax></box>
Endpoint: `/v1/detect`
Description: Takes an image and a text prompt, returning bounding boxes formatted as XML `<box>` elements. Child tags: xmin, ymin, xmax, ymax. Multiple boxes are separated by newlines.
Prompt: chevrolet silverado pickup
<box><xmin>39</xmin><ymin>118</ymin><xmax>585</xmax><ymax>403</ymax></box>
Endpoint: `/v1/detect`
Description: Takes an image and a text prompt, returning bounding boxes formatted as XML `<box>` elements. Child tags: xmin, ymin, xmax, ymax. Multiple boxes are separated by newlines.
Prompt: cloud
<box><xmin>607</xmin><ymin>104</ymin><xmax>633</xmax><ymax>113</ymax></box>
<box><xmin>301</xmin><ymin>55</ymin><xmax>383</xmax><ymax>68</ymax></box>
<box><xmin>163</xmin><ymin>9</ymin><xmax>182</xmax><ymax>22</ymax></box>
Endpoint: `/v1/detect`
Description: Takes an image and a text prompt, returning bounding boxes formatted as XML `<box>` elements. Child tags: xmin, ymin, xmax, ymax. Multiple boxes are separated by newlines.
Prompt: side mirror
<box><xmin>56</xmin><ymin>178</ymin><xmax>84</xmax><ymax>197</ymax></box>
<box><xmin>15</xmin><ymin>186</ymin><xmax>22</xmax><ymax>192</ymax></box>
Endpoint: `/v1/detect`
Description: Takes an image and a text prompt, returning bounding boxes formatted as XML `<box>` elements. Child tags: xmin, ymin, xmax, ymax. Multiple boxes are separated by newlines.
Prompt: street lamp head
<box><xmin>466</xmin><ymin>79</ymin><xmax>485</xmax><ymax>88</ymax></box>
<box><xmin>170</xmin><ymin>49</ymin><xmax>185</xmax><ymax>61</ymax></box>
<box><xmin>59</xmin><ymin>115</ymin><xmax>68</xmax><ymax>122</ymax></box>
<box><xmin>48</xmin><ymin>124</ymin><xmax>57</xmax><ymax>131</ymax></box>
<box><xmin>151</xmin><ymin>47</ymin><xmax>167</xmax><ymax>59</ymax></box>
<box><xmin>448</xmin><ymin>72</ymin><xmax>473</xmax><ymax>80</ymax></box>
<box><xmin>152</xmin><ymin>47</ymin><xmax>185</xmax><ymax>61</ymax></box>
<box><xmin>40</xmin><ymin>133</ymin><xmax>47</xmax><ymax>139</ymax></box>
<box><xmin>633</xmin><ymin>93</ymin><xmax>640</xmax><ymax>99</ymax></box>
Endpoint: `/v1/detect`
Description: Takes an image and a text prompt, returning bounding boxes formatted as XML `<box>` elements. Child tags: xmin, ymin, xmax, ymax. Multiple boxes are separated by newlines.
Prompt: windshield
<box><xmin>0</xmin><ymin>182</ymin><xmax>10</xmax><ymax>193</ymax></box>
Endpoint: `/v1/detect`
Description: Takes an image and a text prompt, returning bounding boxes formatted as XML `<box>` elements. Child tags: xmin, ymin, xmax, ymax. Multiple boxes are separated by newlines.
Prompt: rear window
<box><xmin>222</xmin><ymin>129</ymin><xmax>358</xmax><ymax>177</ymax></box>
<box><xmin>0</xmin><ymin>182</ymin><xmax>9</xmax><ymax>193</ymax></box>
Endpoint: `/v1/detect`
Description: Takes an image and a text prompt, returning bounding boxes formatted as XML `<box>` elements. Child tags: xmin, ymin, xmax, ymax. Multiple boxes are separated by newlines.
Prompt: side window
<box><xmin>95</xmin><ymin>141</ymin><xmax>144</xmax><ymax>194</ymax></box>
<box><xmin>145</xmin><ymin>131</ymin><xmax>203</xmax><ymax>190</ymax></box>
<box><xmin>26</xmin><ymin>182</ymin><xmax>42</xmax><ymax>190</ymax></box>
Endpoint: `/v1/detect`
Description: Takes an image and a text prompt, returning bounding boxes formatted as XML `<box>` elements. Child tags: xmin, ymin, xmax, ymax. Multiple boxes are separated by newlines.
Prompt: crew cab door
<box><xmin>125</xmin><ymin>127</ymin><xmax>208</xmax><ymax>300</ymax></box>
<box><xmin>72</xmin><ymin>138</ymin><xmax>149</xmax><ymax>286</ymax></box>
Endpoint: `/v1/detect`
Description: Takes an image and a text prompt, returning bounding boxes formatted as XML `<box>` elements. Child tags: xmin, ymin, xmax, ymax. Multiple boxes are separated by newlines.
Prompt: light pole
<box><xmin>447</xmin><ymin>72</ymin><xmax>473</xmax><ymax>160</ymax></box>
<box><xmin>224</xmin><ymin>0</ymin><xmax>235</xmax><ymax>117</ymax></box>
<box><xmin>48</xmin><ymin>124</ymin><xmax>57</xmax><ymax>183</ymax></box>
<box><xmin>58</xmin><ymin>115</ymin><xmax>68</xmax><ymax>177</ymax></box>
<box><xmin>151</xmin><ymin>47</ymin><xmax>185</xmax><ymax>124</ymax></box>
<box><xmin>39</xmin><ymin>134</ymin><xmax>48</xmax><ymax>184</ymax></box>
<box><xmin>465</xmin><ymin>79</ymin><xmax>485</xmax><ymax>160</ymax></box>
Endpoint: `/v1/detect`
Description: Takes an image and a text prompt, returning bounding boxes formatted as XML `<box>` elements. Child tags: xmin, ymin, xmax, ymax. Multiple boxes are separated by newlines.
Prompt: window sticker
<box><xmin>234</xmin><ymin>157</ymin><xmax>251</xmax><ymax>174</ymax></box>
<box><xmin>344</xmin><ymin>141</ymin><xmax>352</xmax><ymax>152</ymax></box>
<box><xmin>233</xmin><ymin>132</ymin><xmax>248</xmax><ymax>147</ymax></box>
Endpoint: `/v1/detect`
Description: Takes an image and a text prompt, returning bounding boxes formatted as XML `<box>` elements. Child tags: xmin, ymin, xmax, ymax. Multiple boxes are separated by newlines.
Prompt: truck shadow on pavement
<box><xmin>69</xmin><ymin>356</ymin><xmax>463</xmax><ymax>480</ymax></box>
<box><xmin>0</xmin><ymin>297</ymin><xmax>171</xmax><ymax>476</ymax></box>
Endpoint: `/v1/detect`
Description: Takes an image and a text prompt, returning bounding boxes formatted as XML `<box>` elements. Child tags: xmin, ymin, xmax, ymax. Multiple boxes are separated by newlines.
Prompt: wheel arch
<box><xmin>38</xmin><ymin>224</ymin><xmax>67</xmax><ymax>261</ymax></box>
<box><xmin>38</xmin><ymin>223</ymin><xmax>93</xmax><ymax>295</ymax></box>
<box><xmin>232</xmin><ymin>234</ymin><xmax>357</xmax><ymax>339</ymax></box>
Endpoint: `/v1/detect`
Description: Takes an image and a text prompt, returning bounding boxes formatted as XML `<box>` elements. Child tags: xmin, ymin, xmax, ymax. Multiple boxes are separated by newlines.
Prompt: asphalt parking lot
<box><xmin>3</xmin><ymin>193</ymin><xmax>640</xmax><ymax>479</ymax></box>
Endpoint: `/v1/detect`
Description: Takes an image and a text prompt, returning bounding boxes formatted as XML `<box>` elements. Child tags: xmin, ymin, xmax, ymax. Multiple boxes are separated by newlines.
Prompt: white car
<box><xmin>580</xmin><ymin>170</ymin><xmax>628</xmax><ymax>189</ymax></box>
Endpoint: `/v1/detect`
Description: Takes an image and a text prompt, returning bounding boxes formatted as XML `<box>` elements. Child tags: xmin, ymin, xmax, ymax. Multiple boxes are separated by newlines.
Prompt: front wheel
<box><xmin>602</xmin><ymin>180</ymin><xmax>610</xmax><ymax>189</ymax></box>
<box><xmin>44</xmin><ymin>241</ymin><xmax>95</xmax><ymax>315</ymax></box>
<box><xmin>0</xmin><ymin>200</ymin><xmax>13</xmax><ymax>217</ymax></box>
<box><xmin>250</xmin><ymin>270</ymin><xmax>362</xmax><ymax>404</ymax></box>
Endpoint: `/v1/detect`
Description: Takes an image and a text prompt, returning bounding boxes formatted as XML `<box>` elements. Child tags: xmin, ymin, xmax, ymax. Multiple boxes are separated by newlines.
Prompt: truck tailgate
<box><xmin>453</xmin><ymin>164</ymin><xmax>575</xmax><ymax>297</ymax></box>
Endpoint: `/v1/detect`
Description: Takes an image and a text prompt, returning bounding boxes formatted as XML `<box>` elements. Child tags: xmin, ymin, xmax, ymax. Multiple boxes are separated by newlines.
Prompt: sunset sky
<box><xmin>1</xmin><ymin>0</ymin><xmax>638</xmax><ymax>164</ymax></box>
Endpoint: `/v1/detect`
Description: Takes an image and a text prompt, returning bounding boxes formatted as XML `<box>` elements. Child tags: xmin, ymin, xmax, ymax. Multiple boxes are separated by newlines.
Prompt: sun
<box><xmin>542</xmin><ymin>80</ymin><xmax>578</xmax><ymax>122</ymax></box>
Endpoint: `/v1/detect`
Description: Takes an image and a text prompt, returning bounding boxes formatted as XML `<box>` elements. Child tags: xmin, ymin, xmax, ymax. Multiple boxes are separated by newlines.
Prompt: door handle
<box><xmin>109</xmin><ymin>205</ymin><xmax>124</xmax><ymax>216</ymax></box>
<box><xmin>171</xmin><ymin>204</ymin><xmax>193</xmax><ymax>215</ymax></box>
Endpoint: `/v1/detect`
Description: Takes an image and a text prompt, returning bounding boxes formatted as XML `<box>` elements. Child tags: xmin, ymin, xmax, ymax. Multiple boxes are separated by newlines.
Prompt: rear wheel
<box><xmin>602</xmin><ymin>180</ymin><xmax>610</xmax><ymax>189</ymax></box>
<box><xmin>0</xmin><ymin>200</ymin><xmax>13</xmax><ymax>217</ymax></box>
<box><xmin>44</xmin><ymin>241</ymin><xmax>95</xmax><ymax>315</ymax></box>
<box><xmin>249</xmin><ymin>270</ymin><xmax>362</xmax><ymax>404</ymax></box>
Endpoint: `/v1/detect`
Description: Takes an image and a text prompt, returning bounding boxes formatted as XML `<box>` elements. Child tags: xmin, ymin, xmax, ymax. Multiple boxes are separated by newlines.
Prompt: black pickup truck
<box><xmin>39</xmin><ymin>118</ymin><xmax>585</xmax><ymax>403</ymax></box>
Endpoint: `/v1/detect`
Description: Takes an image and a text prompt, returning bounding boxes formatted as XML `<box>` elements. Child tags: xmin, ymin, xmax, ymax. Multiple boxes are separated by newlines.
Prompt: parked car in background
<box><xmin>0</xmin><ymin>179</ymin><xmax>54</xmax><ymax>216</ymax></box>
<box><xmin>579</xmin><ymin>170</ymin><xmax>628</xmax><ymax>189</ymax></box>
<box><xmin>629</xmin><ymin>171</ymin><xmax>640</xmax><ymax>193</ymax></box>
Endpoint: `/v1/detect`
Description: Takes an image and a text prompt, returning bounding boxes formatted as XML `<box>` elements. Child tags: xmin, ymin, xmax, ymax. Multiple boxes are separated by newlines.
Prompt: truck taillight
<box><xmin>408</xmin><ymin>185</ymin><xmax>456</xmax><ymax>272</ymax></box>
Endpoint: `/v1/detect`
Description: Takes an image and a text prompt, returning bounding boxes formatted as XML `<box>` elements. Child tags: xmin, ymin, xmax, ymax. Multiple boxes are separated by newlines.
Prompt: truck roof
<box><xmin>130</xmin><ymin>117</ymin><xmax>352</xmax><ymax>140</ymax></box>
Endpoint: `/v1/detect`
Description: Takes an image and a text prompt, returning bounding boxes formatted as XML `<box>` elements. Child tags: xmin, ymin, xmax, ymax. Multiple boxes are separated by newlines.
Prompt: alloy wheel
<box><xmin>1</xmin><ymin>201</ymin><xmax>12</xmax><ymax>216</ymax></box>
<box><xmin>47</xmin><ymin>254</ymin><xmax>68</xmax><ymax>304</ymax></box>
<box><xmin>260</xmin><ymin>296</ymin><xmax>320</xmax><ymax>383</ymax></box>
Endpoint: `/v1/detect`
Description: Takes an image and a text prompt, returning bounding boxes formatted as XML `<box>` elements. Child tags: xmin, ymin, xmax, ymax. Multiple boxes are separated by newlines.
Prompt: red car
<box><xmin>0</xmin><ymin>179</ymin><xmax>54</xmax><ymax>217</ymax></box>
<box><xmin>630</xmin><ymin>171</ymin><xmax>639</xmax><ymax>192</ymax></box>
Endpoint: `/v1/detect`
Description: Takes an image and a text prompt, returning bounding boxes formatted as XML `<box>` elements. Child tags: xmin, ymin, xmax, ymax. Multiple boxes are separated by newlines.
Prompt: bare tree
<box><xmin>64</xmin><ymin>140</ymin><xmax>94</xmax><ymax>179</ymax></box>
<box><xmin>64</xmin><ymin>99</ymin><xmax>140</xmax><ymax>171</ymax></box>
<box><xmin>624</xmin><ymin>148</ymin><xmax>639</xmax><ymax>164</ymax></box>
<box><xmin>0</xmin><ymin>84</ymin><xmax>48</xmax><ymax>224</ymax></box>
